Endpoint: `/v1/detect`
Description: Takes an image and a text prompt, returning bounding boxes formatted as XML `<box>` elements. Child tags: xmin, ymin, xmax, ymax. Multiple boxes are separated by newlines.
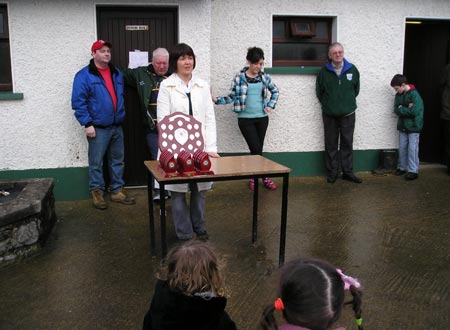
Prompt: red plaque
<box><xmin>158</xmin><ymin>112</ymin><xmax>214</xmax><ymax>176</ymax></box>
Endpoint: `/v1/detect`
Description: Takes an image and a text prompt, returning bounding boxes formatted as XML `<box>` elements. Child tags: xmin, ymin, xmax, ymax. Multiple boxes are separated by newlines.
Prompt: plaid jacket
<box><xmin>216</xmin><ymin>67</ymin><xmax>279</xmax><ymax>113</ymax></box>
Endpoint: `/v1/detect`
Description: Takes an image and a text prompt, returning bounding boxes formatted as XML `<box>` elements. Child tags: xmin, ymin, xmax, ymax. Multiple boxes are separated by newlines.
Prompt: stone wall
<box><xmin>0</xmin><ymin>178</ymin><xmax>56</xmax><ymax>265</ymax></box>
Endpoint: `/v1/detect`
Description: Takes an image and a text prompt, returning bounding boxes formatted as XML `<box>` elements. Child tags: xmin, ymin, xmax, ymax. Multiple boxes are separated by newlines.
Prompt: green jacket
<box><xmin>316</xmin><ymin>59</ymin><xmax>360</xmax><ymax>117</ymax></box>
<box><xmin>121</xmin><ymin>64</ymin><xmax>169</xmax><ymax>131</ymax></box>
<box><xmin>393</xmin><ymin>84</ymin><xmax>424</xmax><ymax>133</ymax></box>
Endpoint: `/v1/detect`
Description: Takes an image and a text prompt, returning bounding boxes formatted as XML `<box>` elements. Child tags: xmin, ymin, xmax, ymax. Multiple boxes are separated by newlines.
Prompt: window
<box><xmin>273</xmin><ymin>16</ymin><xmax>333</xmax><ymax>67</ymax></box>
<box><xmin>0</xmin><ymin>4</ymin><xmax>12</xmax><ymax>91</ymax></box>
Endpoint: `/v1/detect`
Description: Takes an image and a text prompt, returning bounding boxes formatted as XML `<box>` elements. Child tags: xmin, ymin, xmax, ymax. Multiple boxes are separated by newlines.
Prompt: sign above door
<box><xmin>125</xmin><ymin>25</ymin><xmax>148</xmax><ymax>31</ymax></box>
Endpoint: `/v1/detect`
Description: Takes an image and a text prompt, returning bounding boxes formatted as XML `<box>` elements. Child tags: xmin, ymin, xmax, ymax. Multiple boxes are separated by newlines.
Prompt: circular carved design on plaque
<box><xmin>158</xmin><ymin>112</ymin><xmax>204</xmax><ymax>158</ymax></box>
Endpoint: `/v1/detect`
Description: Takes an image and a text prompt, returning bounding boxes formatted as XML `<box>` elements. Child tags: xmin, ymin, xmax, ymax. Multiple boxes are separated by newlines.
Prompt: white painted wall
<box><xmin>210</xmin><ymin>0</ymin><xmax>450</xmax><ymax>153</ymax></box>
<box><xmin>1</xmin><ymin>0</ymin><xmax>211</xmax><ymax>170</ymax></box>
<box><xmin>1</xmin><ymin>0</ymin><xmax>449</xmax><ymax>171</ymax></box>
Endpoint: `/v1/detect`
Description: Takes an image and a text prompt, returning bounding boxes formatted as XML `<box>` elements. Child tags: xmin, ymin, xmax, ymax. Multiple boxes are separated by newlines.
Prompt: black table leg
<box><xmin>160</xmin><ymin>183</ymin><xmax>168</xmax><ymax>259</ymax></box>
<box><xmin>148</xmin><ymin>170</ymin><xmax>155</xmax><ymax>256</ymax></box>
<box><xmin>279</xmin><ymin>173</ymin><xmax>289</xmax><ymax>266</ymax></box>
<box><xmin>252</xmin><ymin>176</ymin><xmax>259</xmax><ymax>243</ymax></box>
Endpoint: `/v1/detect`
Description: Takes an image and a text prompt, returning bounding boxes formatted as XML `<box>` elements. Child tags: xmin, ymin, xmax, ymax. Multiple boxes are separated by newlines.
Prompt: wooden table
<box><xmin>144</xmin><ymin>155</ymin><xmax>291</xmax><ymax>266</ymax></box>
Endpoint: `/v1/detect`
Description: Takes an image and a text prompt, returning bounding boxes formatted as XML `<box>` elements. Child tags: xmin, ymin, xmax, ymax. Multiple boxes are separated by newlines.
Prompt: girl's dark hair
<box><xmin>168</xmin><ymin>43</ymin><xmax>196</xmax><ymax>73</ymax></box>
<box><xmin>157</xmin><ymin>240</ymin><xmax>225</xmax><ymax>297</ymax></box>
<box><xmin>258</xmin><ymin>258</ymin><xmax>364</xmax><ymax>330</ymax></box>
<box><xmin>246</xmin><ymin>47</ymin><xmax>265</xmax><ymax>64</ymax></box>
<box><xmin>390</xmin><ymin>74</ymin><xmax>408</xmax><ymax>87</ymax></box>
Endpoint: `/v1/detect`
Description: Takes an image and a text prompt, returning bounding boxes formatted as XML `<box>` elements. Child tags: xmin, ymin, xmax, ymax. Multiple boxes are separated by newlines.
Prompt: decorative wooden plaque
<box><xmin>158</xmin><ymin>112</ymin><xmax>204</xmax><ymax>159</ymax></box>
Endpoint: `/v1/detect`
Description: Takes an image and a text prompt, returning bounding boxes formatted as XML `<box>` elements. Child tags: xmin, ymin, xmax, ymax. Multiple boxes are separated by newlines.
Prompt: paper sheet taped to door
<box><xmin>128</xmin><ymin>51</ymin><xmax>149</xmax><ymax>68</ymax></box>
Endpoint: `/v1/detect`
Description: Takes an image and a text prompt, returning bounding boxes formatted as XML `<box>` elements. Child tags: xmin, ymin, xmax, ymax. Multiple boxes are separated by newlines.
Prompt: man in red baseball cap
<box><xmin>91</xmin><ymin>40</ymin><xmax>112</xmax><ymax>53</ymax></box>
<box><xmin>71</xmin><ymin>40</ymin><xmax>135</xmax><ymax>209</ymax></box>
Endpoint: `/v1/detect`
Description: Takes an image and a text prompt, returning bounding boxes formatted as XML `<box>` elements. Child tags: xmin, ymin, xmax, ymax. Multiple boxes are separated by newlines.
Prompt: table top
<box><xmin>144</xmin><ymin>155</ymin><xmax>291</xmax><ymax>183</ymax></box>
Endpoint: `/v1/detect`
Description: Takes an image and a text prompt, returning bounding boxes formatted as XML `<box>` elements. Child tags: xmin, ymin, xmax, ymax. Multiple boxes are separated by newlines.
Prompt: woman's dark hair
<box><xmin>258</xmin><ymin>257</ymin><xmax>364</xmax><ymax>330</ymax></box>
<box><xmin>246</xmin><ymin>47</ymin><xmax>265</xmax><ymax>64</ymax></box>
<box><xmin>390</xmin><ymin>74</ymin><xmax>408</xmax><ymax>87</ymax></box>
<box><xmin>168</xmin><ymin>43</ymin><xmax>196</xmax><ymax>73</ymax></box>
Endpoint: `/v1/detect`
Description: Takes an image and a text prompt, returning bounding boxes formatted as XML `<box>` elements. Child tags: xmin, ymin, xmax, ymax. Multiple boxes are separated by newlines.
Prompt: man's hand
<box><xmin>85</xmin><ymin>126</ymin><xmax>96</xmax><ymax>138</ymax></box>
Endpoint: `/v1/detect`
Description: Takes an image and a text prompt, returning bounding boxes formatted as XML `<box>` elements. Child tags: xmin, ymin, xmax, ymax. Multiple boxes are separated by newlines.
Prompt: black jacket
<box><xmin>143</xmin><ymin>280</ymin><xmax>237</xmax><ymax>330</ymax></box>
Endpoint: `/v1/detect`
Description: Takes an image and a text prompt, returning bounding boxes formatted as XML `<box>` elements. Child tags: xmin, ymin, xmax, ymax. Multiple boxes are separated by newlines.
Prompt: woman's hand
<box><xmin>207</xmin><ymin>152</ymin><xmax>220</xmax><ymax>158</ymax></box>
<box><xmin>210</xmin><ymin>87</ymin><xmax>218</xmax><ymax>103</ymax></box>
<box><xmin>264</xmin><ymin>106</ymin><xmax>273</xmax><ymax>114</ymax></box>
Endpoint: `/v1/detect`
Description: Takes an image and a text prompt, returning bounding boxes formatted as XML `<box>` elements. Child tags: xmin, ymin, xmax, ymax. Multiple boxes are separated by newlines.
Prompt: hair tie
<box><xmin>274</xmin><ymin>297</ymin><xmax>285</xmax><ymax>310</ymax></box>
<box><xmin>336</xmin><ymin>269</ymin><xmax>361</xmax><ymax>290</ymax></box>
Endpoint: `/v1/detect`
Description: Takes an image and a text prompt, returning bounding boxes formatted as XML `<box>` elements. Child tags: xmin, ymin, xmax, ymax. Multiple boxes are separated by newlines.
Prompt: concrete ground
<box><xmin>1</xmin><ymin>166</ymin><xmax>449</xmax><ymax>330</ymax></box>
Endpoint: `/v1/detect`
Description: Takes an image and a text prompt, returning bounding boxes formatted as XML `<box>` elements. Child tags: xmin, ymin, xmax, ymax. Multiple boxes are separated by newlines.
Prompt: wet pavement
<box><xmin>1</xmin><ymin>166</ymin><xmax>449</xmax><ymax>330</ymax></box>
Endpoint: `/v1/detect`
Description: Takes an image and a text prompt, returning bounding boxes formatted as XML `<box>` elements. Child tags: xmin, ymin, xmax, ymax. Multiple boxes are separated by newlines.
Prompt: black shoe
<box><xmin>372</xmin><ymin>167</ymin><xmax>393</xmax><ymax>176</ymax></box>
<box><xmin>195</xmin><ymin>231</ymin><xmax>209</xmax><ymax>241</ymax></box>
<box><xmin>405</xmin><ymin>172</ymin><xmax>419</xmax><ymax>180</ymax></box>
<box><xmin>394</xmin><ymin>169</ymin><xmax>406</xmax><ymax>176</ymax></box>
<box><xmin>326</xmin><ymin>174</ymin><xmax>338</xmax><ymax>184</ymax></box>
<box><xmin>342</xmin><ymin>173</ymin><xmax>362</xmax><ymax>184</ymax></box>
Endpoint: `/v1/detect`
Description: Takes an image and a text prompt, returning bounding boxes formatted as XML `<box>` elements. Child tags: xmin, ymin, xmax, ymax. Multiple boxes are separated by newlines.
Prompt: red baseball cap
<box><xmin>91</xmin><ymin>40</ymin><xmax>112</xmax><ymax>53</ymax></box>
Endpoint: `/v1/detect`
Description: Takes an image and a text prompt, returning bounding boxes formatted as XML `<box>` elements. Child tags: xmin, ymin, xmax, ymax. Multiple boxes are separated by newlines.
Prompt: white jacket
<box><xmin>157</xmin><ymin>73</ymin><xmax>217</xmax><ymax>192</ymax></box>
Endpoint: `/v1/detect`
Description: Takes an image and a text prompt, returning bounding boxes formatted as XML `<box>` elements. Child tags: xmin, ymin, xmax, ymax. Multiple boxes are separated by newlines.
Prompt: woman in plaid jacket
<box><xmin>213</xmin><ymin>47</ymin><xmax>279</xmax><ymax>191</ymax></box>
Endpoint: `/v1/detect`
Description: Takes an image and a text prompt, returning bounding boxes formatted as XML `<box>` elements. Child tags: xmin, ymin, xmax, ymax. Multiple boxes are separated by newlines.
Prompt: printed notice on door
<box><xmin>129</xmin><ymin>51</ymin><xmax>149</xmax><ymax>68</ymax></box>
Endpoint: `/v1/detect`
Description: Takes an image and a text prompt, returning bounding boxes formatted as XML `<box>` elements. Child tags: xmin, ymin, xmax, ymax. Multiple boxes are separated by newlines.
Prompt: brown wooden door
<box><xmin>404</xmin><ymin>20</ymin><xmax>450</xmax><ymax>164</ymax></box>
<box><xmin>96</xmin><ymin>6</ymin><xmax>178</xmax><ymax>186</ymax></box>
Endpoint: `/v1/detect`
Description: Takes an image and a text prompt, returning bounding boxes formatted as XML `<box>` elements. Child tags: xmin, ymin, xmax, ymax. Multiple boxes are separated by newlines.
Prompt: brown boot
<box><xmin>110</xmin><ymin>187</ymin><xmax>135</xmax><ymax>205</ymax></box>
<box><xmin>91</xmin><ymin>189</ymin><xmax>107</xmax><ymax>210</ymax></box>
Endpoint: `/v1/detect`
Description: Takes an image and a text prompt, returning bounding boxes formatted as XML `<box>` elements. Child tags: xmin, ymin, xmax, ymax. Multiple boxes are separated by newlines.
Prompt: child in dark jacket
<box><xmin>142</xmin><ymin>240</ymin><xmax>236</xmax><ymax>330</ymax></box>
<box><xmin>390</xmin><ymin>74</ymin><xmax>424</xmax><ymax>181</ymax></box>
<box><xmin>257</xmin><ymin>257</ymin><xmax>363</xmax><ymax>330</ymax></box>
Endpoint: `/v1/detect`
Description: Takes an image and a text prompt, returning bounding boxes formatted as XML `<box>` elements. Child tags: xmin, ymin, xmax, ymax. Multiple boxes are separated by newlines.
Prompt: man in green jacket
<box><xmin>122</xmin><ymin>48</ymin><xmax>170</xmax><ymax>201</ymax></box>
<box><xmin>316</xmin><ymin>42</ymin><xmax>361</xmax><ymax>184</ymax></box>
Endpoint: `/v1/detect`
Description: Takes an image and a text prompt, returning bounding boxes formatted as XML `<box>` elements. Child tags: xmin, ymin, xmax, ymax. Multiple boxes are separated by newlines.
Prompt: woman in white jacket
<box><xmin>157</xmin><ymin>43</ymin><xmax>220</xmax><ymax>241</ymax></box>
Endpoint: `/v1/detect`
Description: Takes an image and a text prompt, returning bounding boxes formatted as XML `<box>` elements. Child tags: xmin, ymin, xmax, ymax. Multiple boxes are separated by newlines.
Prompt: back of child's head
<box><xmin>158</xmin><ymin>239</ymin><xmax>225</xmax><ymax>297</ymax></box>
<box><xmin>391</xmin><ymin>74</ymin><xmax>408</xmax><ymax>87</ymax></box>
<box><xmin>258</xmin><ymin>257</ymin><xmax>363</xmax><ymax>330</ymax></box>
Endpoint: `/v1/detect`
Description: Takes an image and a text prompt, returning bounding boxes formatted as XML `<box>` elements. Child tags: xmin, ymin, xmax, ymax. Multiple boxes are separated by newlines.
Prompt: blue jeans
<box><xmin>146</xmin><ymin>130</ymin><xmax>159</xmax><ymax>193</ymax></box>
<box><xmin>88</xmin><ymin>125</ymin><xmax>125</xmax><ymax>193</ymax></box>
<box><xmin>170</xmin><ymin>184</ymin><xmax>206</xmax><ymax>240</ymax></box>
<box><xmin>398</xmin><ymin>132</ymin><xmax>420</xmax><ymax>173</ymax></box>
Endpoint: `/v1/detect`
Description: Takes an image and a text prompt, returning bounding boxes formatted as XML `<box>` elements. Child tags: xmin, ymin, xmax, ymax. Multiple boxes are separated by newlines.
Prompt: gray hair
<box><xmin>152</xmin><ymin>47</ymin><xmax>169</xmax><ymax>59</ymax></box>
<box><xmin>328</xmin><ymin>42</ymin><xmax>344</xmax><ymax>54</ymax></box>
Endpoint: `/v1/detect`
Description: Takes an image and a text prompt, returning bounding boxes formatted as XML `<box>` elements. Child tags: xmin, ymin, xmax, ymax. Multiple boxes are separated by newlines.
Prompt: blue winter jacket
<box><xmin>71</xmin><ymin>59</ymin><xmax>125</xmax><ymax>127</ymax></box>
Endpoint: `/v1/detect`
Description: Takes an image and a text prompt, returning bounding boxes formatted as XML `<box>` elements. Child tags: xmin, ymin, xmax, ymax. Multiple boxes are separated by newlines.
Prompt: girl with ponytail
<box><xmin>258</xmin><ymin>258</ymin><xmax>363</xmax><ymax>330</ymax></box>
